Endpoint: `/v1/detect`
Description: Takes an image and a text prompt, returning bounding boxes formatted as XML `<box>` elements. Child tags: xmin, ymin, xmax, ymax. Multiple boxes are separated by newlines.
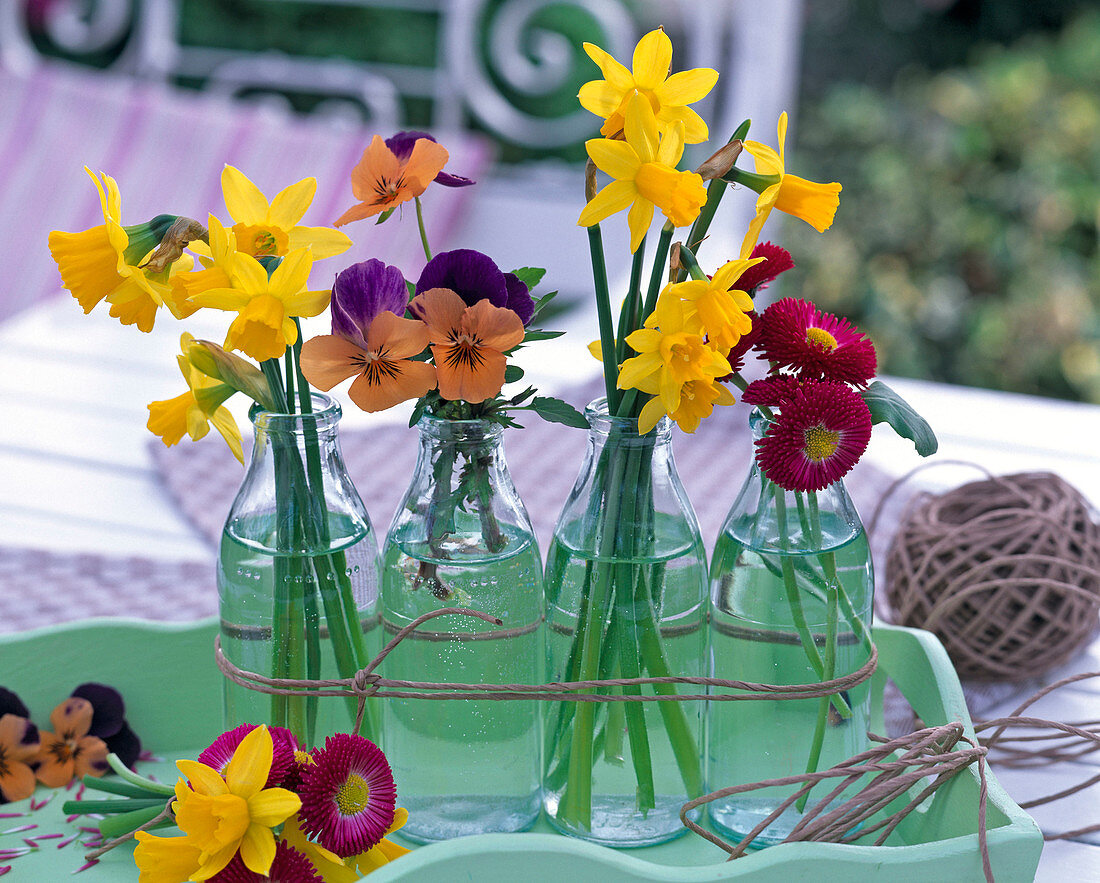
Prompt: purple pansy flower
<box><xmin>71</xmin><ymin>683</ymin><xmax>143</xmax><ymax>769</ymax></box>
<box><xmin>415</xmin><ymin>249</ymin><xmax>535</xmax><ymax>326</ymax></box>
<box><xmin>331</xmin><ymin>259</ymin><xmax>411</xmax><ymax>347</ymax></box>
<box><xmin>385</xmin><ymin>131</ymin><xmax>476</xmax><ymax>188</ymax></box>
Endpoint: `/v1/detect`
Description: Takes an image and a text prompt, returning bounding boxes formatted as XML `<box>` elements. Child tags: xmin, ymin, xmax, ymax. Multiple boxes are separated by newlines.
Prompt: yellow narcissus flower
<box><xmin>579</xmin><ymin>93</ymin><xmax>707</xmax><ymax>253</ymax></box>
<box><xmin>579</xmin><ymin>28</ymin><xmax>718</xmax><ymax>143</ymax></box>
<box><xmin>146</xmin><ymin>333</ymin><xmax>244</xmax><ymax>464</ymax></box>
<box><xmin>48</xmin><ymin>168</ymin><xmax>196</xmax><ymax>333</ymax></box>
<box><xmin>134</xmin><ymin>726</ymin><xmax>300</xmax><ymax>881</ymax></box>
<box><xmin>218</xmin><ymin>165</ymin><xmax>352</xmax><ymax>260</ymax></box>
<box><xmin>618</xmin><ymin>294</ymin><xmax>732</xmax><ymax>433</ymax></box>
<box><xmin>739</xmin><ymin>112</ymin><xmax>842</xmax><ymax>258</ymax></box>
<box><xmin>672</xmin><ymin>257</ymin><xmax>762</xmax><ymax>351</ymax></box>
<box><xmin>189</xmin><ymin>248</ymin><xmax>331</xmax><ymax>362</ymax></box>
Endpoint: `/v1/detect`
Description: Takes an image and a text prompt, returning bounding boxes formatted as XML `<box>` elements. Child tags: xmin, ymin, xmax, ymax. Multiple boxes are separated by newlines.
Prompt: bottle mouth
<box><xmin>585</xmin><ymin>396</ymin><xmax>672</xmax><ymax>439</ymax></box>
<box><xmin>249</xmin><ymin>391</ymin><xmax>341</xmax><ymax>432</ymax></box>
<box><xmin>416</xmin><ymin>411</ymin><xmax>505</xmax><ymax>442</ymax></box>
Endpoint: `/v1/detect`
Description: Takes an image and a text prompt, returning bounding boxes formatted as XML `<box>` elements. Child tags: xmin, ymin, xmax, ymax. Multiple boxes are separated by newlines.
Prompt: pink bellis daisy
<box><xmin>754</xmin><ymin>380</ymin><xmax>873</xmax><ymax>492</ymax></box>
<box><xmin>757</xmin><ymin>297</ymin><xmax>876</xmax><ymax>385</ymax></box>
<box><xmin>298</xmin><ymin>733</ymin><xmax>397</xmax><ymax>857</ymax></box>
<box><xmin>209</xmin><ymin>841</ymin><xmax>323</xmax><ymax>882</ymax></box>
<box><xmin>198</xmin><ymin>724</ymin><xmax>300</xmax><ymax>788</ymax></box>
<box><xmin>735</xmin><ymin>241</ymin><xmax>795</xmax><ymax>295</ymax></box>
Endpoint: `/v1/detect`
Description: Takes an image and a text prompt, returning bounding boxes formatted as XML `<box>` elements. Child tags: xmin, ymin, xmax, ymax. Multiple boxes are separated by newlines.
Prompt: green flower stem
<box><xmin>415</xmin><ymin>196</ymin><xmax>432</xmax><ymax>262</ymax></box>
<box><xmin>724</xmin><ymin>167</ymin><xmax>782</xmax><ymax>194</ymax></box>
<box><xmin>560</xmin><ymin>434</ymin><xmax>632</xmax><ymax>828</ymax></box>
<box><xmin>774</xmin><ymin>486</ymin><xmax>851</xmax><ymax>720</ymax></box>
<box><xmin>80</xmin><ymin>777</ymin><xmax>162</xmax><ymax>800</ymax></box>
<box><xmin>96</xmin><ymin>804</ymin><xmax>169</xmax><ymax>841</ymax></box>
<box><xmin>105</xmin><ymin>754</ymin><xmax>175</xmax><ymax>795</ymax></box>
<box><xmin>615</xmin><ymin>237</ymin><xmax>647</xmax><ymax>368</ymax></box>
<box><xmin>62</xmin><ymin>798</ymin><xmax>165</xmax><ymax>816</ymax></box>
<box><xmin>798</xmin><ymin>563</ymin><xmax>840</xmax><ymax>813</ymax></box>
<box><xmin>587</xmin><ymin>224</ymin><xmax>620</xmax><ymax>411</ymax></box>
<box><xmin>617</xmin><ymin>225</ymin><xmax>673</xmax><ymax>419</ymax></box>
<box><xmin>676</xmin><ymin>243</ymin><xmax>709</xmax><ymax>282</ymax></box>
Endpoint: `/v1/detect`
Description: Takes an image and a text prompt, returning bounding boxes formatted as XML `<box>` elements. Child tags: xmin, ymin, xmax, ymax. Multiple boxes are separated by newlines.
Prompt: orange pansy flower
<box><xmin>35</xmin><ymin>697</ymin><xmax>109</xmax><ymax>787</ymax></box>
<box><xmin>410</xmin><ymin>288</ymin><xmax>524</xmax><ymax>404</ymax></box>
<box><xmin>300</xmin><ymin>311</ymin><xmax>437</xmax><ymax>413</ymax></box>
<box><xmin>0</xmin><ymin>714</ymin><xmax>40</xmax><ymax>803</ymax></box>
<box><xmin>335</xmin><ymin>135</ymin><xmax>449</xmax><ymax>226</ymax></box>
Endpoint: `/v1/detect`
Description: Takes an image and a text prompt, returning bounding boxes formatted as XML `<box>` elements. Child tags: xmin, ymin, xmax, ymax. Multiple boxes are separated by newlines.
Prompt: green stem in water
<box><xmin>798</xmin><ymin>551</ymin><xmax>840</xmax><ymax>813</ymax></box>
<box><xmin>415</xmin><ymin>196</ymin><xmax>433</xmax><ymax>261</ymax></box>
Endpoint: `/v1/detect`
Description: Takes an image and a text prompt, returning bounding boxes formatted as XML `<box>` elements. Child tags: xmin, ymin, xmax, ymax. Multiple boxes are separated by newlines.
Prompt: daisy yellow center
<box><xmin>336</xmin><ymin>773</ymin><xmax>371</xmax><ymax>816</ymax></box>
<box><xmin>803</xmin><ymin>425</ymin><xmax>840</xmax><ymax>462</ymax></box>
<box><xmin>805</xmin><ymin>326</ymin><xmax>838</xmax><ymax>351</ymax></box>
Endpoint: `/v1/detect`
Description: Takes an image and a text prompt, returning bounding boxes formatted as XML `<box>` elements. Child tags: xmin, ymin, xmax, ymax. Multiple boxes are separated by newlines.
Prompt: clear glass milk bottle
<box><xmin>380</xmin><ymin>414</ymin><xmax>543</xmax><ymax>841</ymax></box>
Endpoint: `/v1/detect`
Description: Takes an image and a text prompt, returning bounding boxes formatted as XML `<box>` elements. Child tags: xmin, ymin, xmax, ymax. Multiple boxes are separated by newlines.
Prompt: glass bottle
<box><xmin>706</xmin><ymin>409</ymin><xmax>875</xmax><ymax>846</ymax></box>
<box><xmin>381</xmin><ymin>414</ymin><xmax>543</xmax><ymax>842</ymax></box>
<box><xmin>543</xmin><ymin>398</ymin><xmax>708</xmax><ymax>846</ymax></box>
<box><xmin>217</xmin><ymin>392</ymin><xmax>382</xmax><ymax>748</ymax></box>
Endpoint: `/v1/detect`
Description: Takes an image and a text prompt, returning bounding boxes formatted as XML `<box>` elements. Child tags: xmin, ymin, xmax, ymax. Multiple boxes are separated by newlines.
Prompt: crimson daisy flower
<box><xmin>209</xmin><ymin>841</ymin><xmax>322</xmax><ymax>882</ymax></box>
<box><xmin>755</xmin><ymin>380</ymin><xmax>872</xmax><ymax>492</ymax></box>
<box><xmin>740</xmin><ymin>374</ymin><xmax>800</xmax><ymax>408</ymax></box>
<box><xmin>757</xmin><ymin>297</ymin><xmax>876</xmax><ymax>385</ymax></box>
<box><xmin>736</xmin><ymin>242</ymin><xmax>795</xmax><ymax>294</ymax></box>
<box><xmin>298</xmin><ymin>734</ymin><xmax>396</xmax><ymax>857</ymax></box>
<box><xmin>198</xmin><ymin>724</ymin><xmax>299</xmax><ymax>788</ymax></box>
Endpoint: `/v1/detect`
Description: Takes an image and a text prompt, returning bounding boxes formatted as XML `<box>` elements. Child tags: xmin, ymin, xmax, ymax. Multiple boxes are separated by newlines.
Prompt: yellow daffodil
<box><xmin>189</xmin><ymin>248</ymin><xmax>331</xmax><ymax>362</ymax></box>
<box><xmin>134</xmin><ymin>726</ymin><xmax>300</xmax><ymax>881</ymax></box>
<box><xmin>170</xmin><ymin>216</ymin><xmax>239</xmax><ymax>301</ymax></box>
<box><xmin>579</xmin><ymin>93</ymin><xmax>707</xmax><ymax>253</ymax></box>
<box><xmin>146</xmin><ymin>333</ymin><xmax>244</xmax><ymax>464</ymax></box>
<box><xmin>738</xmin><ymin>112</ymin><xmax>842</xmax><ymax>258</ymax></box>
<box><xmin>280</xmin><ymin>808</ymin><xmax>412</xmax><ymax>881</ymax></box>
<box><xmin>350</xmin><ymin>807</ymin><xmax>413</xmax><ymax>873</ymax></box>
<box><xmin>643</xmin><ymin>376</ymin><xmax>735</xmax><ymax>434</ymax></box>
<box><xmin>48</xmin><ymin>168</ymin><xmax>196</xmax><ymax>332</ymax></box>
<box><xmin>217</xmin><ymin>165</ymin><xmax>352</xmax><ymax>260</ymax></box>
<box><xmin>618</xmin><ymin>294</ymin><xmax>732</xmax><ymax>433</ymax></box>
<box><xmin>579</xmin><ymin>28</ymin><xmax>718</xmax><ymax>143</ymax></box>
<box><xmin>672</xmin><ymin>257</ymin><xmax>762</xmax><ymax>350</ymax></box>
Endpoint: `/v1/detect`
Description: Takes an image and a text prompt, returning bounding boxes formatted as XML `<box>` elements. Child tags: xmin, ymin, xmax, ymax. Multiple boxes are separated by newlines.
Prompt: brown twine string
<box><xmin>868</xmin><ymin>463</ymin><xmax>1100</xmax><ymax>681</ymax></box>
<box><xmin>213</xmin><ymin>607</ymin><xmax>878</xmax><ymax>738</ymax></box>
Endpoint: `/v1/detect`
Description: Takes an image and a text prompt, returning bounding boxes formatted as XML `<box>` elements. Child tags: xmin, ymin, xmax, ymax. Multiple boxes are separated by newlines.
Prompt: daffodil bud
<box><xmin>585</xmin><ymin>157</ymin><xmax>598</xmax><ymax>203</ymax></box>
<box><xmin>187</xmin><ymin>339</ymin><xmax>279</xmax><ymax>411</ymax></box>
<box><xmin>695</xmin><ymin>140</ymin><xmax>744</xmax><ymax>182</ymax></box>
<box><xmin>142</xmin><ymin>217</ymin><xmax>209</xmax><ymax>273</ymax></box>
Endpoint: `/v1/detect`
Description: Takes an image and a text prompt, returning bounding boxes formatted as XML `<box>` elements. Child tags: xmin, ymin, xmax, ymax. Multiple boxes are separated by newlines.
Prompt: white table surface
<box><xmin>1</xmin><ymin>293</ymin><xmax>1098</xmax><ymax>880</ymax></box>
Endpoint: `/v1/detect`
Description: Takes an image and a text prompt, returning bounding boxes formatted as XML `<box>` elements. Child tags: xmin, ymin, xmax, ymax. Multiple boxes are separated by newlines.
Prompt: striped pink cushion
<box><xmin>1</xmin><ymin>61</ymin><xmax>491</xmax><ymax>321</ymax></box>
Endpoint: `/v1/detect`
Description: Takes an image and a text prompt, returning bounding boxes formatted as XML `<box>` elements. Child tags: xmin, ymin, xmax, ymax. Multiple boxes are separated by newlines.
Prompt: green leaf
<box><xmin>408</xmin><ymin>396</ymin><xmax>429</xmax><ymax>428</ymax></box>
<box><xmin>522</xmin><ymin>329</ymin><xmax>565</xmax><ymax>343</ymax></box>
<box><xmin>528</xmin><ymin>396</ymin><xmax>588</xmax><ymax>428</ymax></box>
<box><xmin>861</xmin><ymin>381</ymin><xmax>938</xmax><ymax>457</ymax></box>
<box><xmin>510</xmin><ymin>267</ymin><xmax>546</xmax><ymax>289</ymax></box>
<box><xmin>504</xmin><ymin>364</ymin><xmax>525</xmax><ymax>384</ymax></box>
<box><xmin>375</xmin><ymin>207</ymin><xmax>396</xmax><ymax>225</ymax></box>
<box><xmin>405</xmin><ymin>278</ymin><xmax>416</xmax><ymax>299</ymax></box>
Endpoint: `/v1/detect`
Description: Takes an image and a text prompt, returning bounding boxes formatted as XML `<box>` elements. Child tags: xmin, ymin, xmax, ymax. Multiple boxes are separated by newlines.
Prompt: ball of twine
<box><xmin>885</xmin><ymin>471</ymin><xmax>1100</xmax><ymax>681</ymax></box>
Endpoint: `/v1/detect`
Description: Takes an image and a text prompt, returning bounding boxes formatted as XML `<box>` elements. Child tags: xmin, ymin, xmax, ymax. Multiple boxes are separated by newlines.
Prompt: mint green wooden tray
<box><xmin>0</xmin><ymin>619</ymin><xmax>1041</xmax><ymax>881</ymax></box>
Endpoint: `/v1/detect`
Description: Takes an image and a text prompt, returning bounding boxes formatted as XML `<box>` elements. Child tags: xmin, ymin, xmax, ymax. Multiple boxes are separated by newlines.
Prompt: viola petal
<box><xmin>365</xmin><ymin>311</ymin><xmax>430</xmax><ymax>359</ymax></box>
<box><xmin>349</xmin><ymin>136</ymin><xmax>400</xmax><ymax>202</ymax></box>
<box><xmin>49</xmin><ymin>697</ymin><xmax>93</xmax><ymax>740</ymax></box>
<box><xmin>70</xmin><ymin>683</ymin><xmax>125</xmax><ymax>739</ymax></box>
<box><xmin>73</xmin><ymin>735</ymin><xmax>110</xmax><ymax>779</ymax></box>
<box><xmin>348</xmin><ymin>357</ymin><xmax>436</xmax><ymax>413</ymax></box>
<box><xmin>414</xmin><ymin>249</ymin><xmax>508</xmax><ymax>308</ymax></box>
<box><xmin>332</xmin><ymin>259</ymin><xmax>409</xmax><ymax>338</ymax></box>
<box><xmin>0</xmin><ymin>689</ymin><xmax>29</xmax><ymax>721</ymax></box>
<box><xmin>385</xmin><ymin>130</ymin><xmax>433</xmax><ymax>161</ymax></box>
<box><xmin>402</xmin><ymin>138</ymin><xmax>450</xmax><ymax>192</ymax></box>
<box><xmin>410</xmin><ymin>287</ymin><xmax>470</xmax><ymax>342</ymax></box>
<box><xmin>434</xmin><ymin>170</ymin><xmax>475</xmax><ymax>187</ymax></box>
<box><xmin>299</xmin><ymin>335</ymin><xmax>369</xmax><ymax>391</ymax></box>
<box><xmin>463</xmin><ymin>299</ymin><xmax>524</xmax><ymax>351</ymax></box>
<box><xmin>433</xmin><ymin>343</ymin><xmax>507</xmax><ymax>404</ymax></box>
<box><xmin>503</xmin><ymin>272</ymin><xmax>535</xmax><ymax>326</ymax></box>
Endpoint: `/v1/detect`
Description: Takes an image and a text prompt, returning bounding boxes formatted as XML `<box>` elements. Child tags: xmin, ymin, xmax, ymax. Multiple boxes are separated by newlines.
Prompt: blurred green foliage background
<box><xmin>788</xmin><ymin>2</ymin><xmax>1100</xmax><ymax>402</ymax></box>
